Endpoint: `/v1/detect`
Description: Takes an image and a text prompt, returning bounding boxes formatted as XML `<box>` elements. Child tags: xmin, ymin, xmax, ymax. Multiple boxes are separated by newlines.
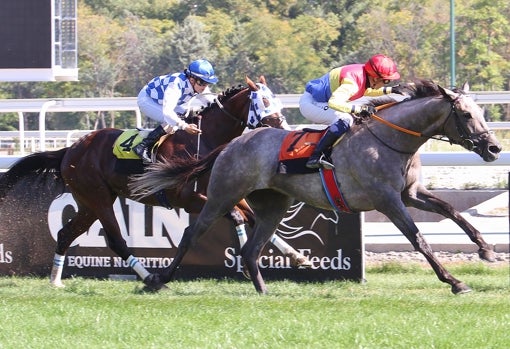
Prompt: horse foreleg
<box><xmin>229</xmin><ymin>207</ymin><xmax>311</xmax><ymax>268</ymax></box>
<box><xmin>269</xmin><ymin>234</ymin><xmax>312</xmax><ymax>268</ymax></box>
<box><xmin>403</xmin><ymin>186</ymin><xmax>495</xmax><ymax>262</ymax></box>
<box><xmin>387</xmin><ymin>210</ymin><xmax>471</xmax><ymax>294</ymax></box>
<box><xmin>412</xmin><ymin>231</ymin><xmax>471</xmax><ymax>294</ymax></box>
<box><xmin>50</xmin><ymin>254</ymin><xmax>66</xmax><ymax>288</ymax></box>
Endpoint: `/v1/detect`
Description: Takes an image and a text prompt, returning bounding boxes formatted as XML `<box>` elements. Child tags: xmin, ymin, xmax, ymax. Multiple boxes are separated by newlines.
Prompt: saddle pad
<box><xmin>278</xmin><ymin>129</ymin><xmax>326</xmax><ymax>174</ymax></box>
<box><xmin>112</xmin><ymin>129</ymin><xmax>148</xmax><ymax>159</ymax></box>
<box><xmin>112</xmin><ymin>129</ymin><xmax>149</xmax><ymax>175</ymax></box>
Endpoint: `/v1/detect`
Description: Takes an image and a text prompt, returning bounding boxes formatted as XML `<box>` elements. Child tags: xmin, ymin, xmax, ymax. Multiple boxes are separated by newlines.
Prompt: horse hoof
<box><xmin>287</xmin><ymin>254</ymin><xmax>312</xmax><ymax>268</ymax></box>
<box><xmin>143</xmin><ymin>273</ymin><xmax>167</xmax><ymax>292</ymax></box>
<box><xmin>295</xmin><ymin>256</ymin><xmax>313</xmax><ymax>269</ymax></box>
<box><xmin>242</xmin><ymin>264</ymin><xmax>251</xmax><ymax>280</ymax></box>
<box><xmin>478</xmin><ymin>247</ymin><xmax>496</xmax><ymax>262</ymax></box>
<box><xmin>452</xmin><ymin>282</ymin><xmax>472</xmax><ymax>295</ymax></box>
<box><xmin>50</xmin><ymin>281</ymin><xmax>65</xmax><ymax>288</ymax></box>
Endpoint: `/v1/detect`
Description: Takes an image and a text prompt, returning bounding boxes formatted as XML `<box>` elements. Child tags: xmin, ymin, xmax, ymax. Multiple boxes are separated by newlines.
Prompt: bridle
<box><xmin>211</xmin><ymin>88</ymin><xmax>286</xmax><ymax>129</ymax></box>
<box><xmin>366</xmin><ymin>95</ymin><xmax>491</xmax><ymax>154</ymax></box>
<box><xmin>438</xmin><ymin>96</ymin><xmax>492</xmax><ymax>151</ymax></box>
<box><xmin>213</xmin><ymin>90</ymin><xmax>248</xmax><ymax>128</ymax></box>
<box><xmin>259</xmin><ymin>113</ymin><xmax>287</xmax><ymax>128</ymax></box>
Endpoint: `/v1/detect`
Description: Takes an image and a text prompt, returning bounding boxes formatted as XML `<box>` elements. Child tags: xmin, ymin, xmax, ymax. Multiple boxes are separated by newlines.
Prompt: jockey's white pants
<box><xmin>137</xmin><ymin>89</ymin><xmax>167</xmax><ymax>124</ymax></box>
<box><xmin>299</xmin><ymin>91</ymin><xmax>353</xmax><ymax>127</ymax></box>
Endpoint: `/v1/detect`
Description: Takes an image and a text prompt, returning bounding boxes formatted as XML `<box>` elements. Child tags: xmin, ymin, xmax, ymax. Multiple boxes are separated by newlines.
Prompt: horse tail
<box><xmin>0</xmin><ymin>148</ymin><xmax>68</xmax><ymax>200</ymax></box>
<box><xmin>129</xmin><ymin>144</ymin><xmax>227</xmax><ymax>199</ymax></box>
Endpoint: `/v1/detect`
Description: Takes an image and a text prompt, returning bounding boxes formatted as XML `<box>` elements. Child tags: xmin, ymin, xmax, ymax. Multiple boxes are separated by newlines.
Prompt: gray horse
<box><xmin>131</xmin><ymin>80</ymin><xmax>502</xmax><ymax>294</ymax></box>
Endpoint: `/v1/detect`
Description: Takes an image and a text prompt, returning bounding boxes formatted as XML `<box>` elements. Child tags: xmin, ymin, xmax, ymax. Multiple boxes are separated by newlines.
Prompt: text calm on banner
<box><xmin>0</xmin><ymin>184</ymin><xmax>362</xmax><ymax>281</ymax></box>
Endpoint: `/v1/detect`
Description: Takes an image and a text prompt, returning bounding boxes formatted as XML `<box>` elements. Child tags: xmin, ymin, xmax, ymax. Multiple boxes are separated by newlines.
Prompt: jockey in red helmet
<box><xmin>299</xmin><ymin>54</ymin><xmax>404</xmax><ymax>169</ymax></box>
<box><xmin>364</xmin><ymin>54</ymin><xmax>400</xmax><ymax>81</ymax></box>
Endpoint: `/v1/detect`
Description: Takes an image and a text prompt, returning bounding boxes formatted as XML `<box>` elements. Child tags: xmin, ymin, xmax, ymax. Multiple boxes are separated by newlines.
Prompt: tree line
<box><xmin>1</xmin><ymin>0</ymin><xmax>509</xmax><ymax>130</ymax></box>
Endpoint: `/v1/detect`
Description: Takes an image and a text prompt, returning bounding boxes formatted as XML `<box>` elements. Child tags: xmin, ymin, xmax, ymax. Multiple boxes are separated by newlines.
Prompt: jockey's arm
<box><xmin>162</xmin><ymin>84</ymin><xmax>187</xmax><ymax>129</ymax></box>
<box><xmin>328</xmin><ymin>80</ymin><xmax>359</xmax><ymax>114</ymax></box>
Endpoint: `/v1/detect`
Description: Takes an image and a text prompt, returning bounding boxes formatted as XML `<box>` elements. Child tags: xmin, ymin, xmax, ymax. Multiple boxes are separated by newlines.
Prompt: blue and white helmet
<box><xmin>186</xmin><ymin>59</ymin><xmax>218</xmax><ymax>84</ymax></box>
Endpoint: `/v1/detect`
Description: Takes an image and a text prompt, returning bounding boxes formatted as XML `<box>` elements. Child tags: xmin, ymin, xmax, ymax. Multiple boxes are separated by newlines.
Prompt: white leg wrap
<box><xmin>270</xmin><ymin>234</ymin><xmax>293</xmax><ymax>255</ymax></box>
<box><xmin>236</xmin><ymin>224</ymin><xmax>248</xmax><ymax>248</ymax></box>
<box><xmin>127</xmin><ymin>255</ymin><xmax>150</xmax><ymax>280</ymax></box>
<box><xmin>271</xmin><ymin>234</ymin><xmax>312</xmax><ymax>267</ymax></box>
<box><xmin>50</xmin><ymin>254</ymin><xmax>65</xmax><ymax>287</ymax></box>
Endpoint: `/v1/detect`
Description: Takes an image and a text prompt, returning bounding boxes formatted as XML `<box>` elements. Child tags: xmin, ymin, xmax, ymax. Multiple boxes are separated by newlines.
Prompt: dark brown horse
<box><xmin>131</xmin><ymin>80</ymin><xmax>502</xmax><ymax>294</ymax></box>
<box><xmin>0</xmin><ymin>76</ymin><xmax>307</xmax><ymax>289</ymax></box>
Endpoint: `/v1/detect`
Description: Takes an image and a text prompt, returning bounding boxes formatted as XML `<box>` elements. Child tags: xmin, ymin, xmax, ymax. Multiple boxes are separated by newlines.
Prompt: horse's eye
<box><xmin>463</xmin><ymin>112</ymin><xmax>472</xmax><ymax>118</ymax></box>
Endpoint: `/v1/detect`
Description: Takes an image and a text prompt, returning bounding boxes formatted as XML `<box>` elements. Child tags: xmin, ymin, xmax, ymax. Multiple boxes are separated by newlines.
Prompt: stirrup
<box><xmin>306</xmin><ymin>155</ymin><xmax>334</xmax><ymax>170</ymax></box>
<box><xmin>140</xmin><ymin>153</ymin><xmax>152</xmax><ymax>164</ymax></box>
<box><xmin>133</xmin><ymin>144</ymin><xmax>152</xmax><ymax>164</ymax></box>
<box><xmin>305</xmin><ymin>157</ymin><xmax>321</xmax><ymax>169</ymax></box>
<box><xmin>318</xmin><ymin>156</ymin><xmax>335</xmax><ymax>170</ymax></box>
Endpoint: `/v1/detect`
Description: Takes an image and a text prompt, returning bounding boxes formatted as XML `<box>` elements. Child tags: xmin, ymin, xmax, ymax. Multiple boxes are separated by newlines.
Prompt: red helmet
<box><xmin>364</xmin><ymin>54</ymin><xmax>400</xmax><ymax>80</ymax></box>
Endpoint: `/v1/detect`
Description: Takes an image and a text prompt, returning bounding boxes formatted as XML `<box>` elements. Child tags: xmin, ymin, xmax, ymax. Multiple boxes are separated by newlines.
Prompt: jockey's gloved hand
<box><xmin>390</xmin><ymin>84</ymin><xmax>405</xmax><ymax>95</ymax></box>
<box><xmin>357</xmin><ymin>105</ymin><xmax>377</xmax><ymax>119</ymax></box>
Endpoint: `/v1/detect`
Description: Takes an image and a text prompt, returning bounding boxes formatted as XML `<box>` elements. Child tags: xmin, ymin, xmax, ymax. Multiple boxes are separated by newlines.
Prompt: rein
<box><xmin>214</xmin><ymin>93</ymin><xmax>247</xmax><ymax>128</ymax></box>
<box><xmin>368</xmin><ymin>96</ymin><xmax>487</xmax><ymax>154</ymax></box>
<box><xmin>371</xmin><ymin>113</ymin><xmax>422</xmax><ymax>137</ymax></box>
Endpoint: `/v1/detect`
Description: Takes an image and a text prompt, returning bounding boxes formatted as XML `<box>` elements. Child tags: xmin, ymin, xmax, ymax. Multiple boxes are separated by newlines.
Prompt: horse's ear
<box><xmin>246</xmin><ymin>76</ymin><xmax>257</xmax><ymax>90</ymax></box>
<box><xmin>259</xmin><ymin>75</ymin><xmax>267</xmax><ymax>85</ymax></box>
<box><xmin>462</xmin><ymin>82</ymin><xmax>470</xmax><ymax>93</ymax></box>
<box><xmin>438</xmin><ymin>84</ymin><xmax>458</xmax><ymax>101</ymax></box>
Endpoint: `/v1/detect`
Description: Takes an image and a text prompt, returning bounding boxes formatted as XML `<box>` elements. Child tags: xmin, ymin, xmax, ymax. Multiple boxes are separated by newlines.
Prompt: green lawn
<box><xmin>0</xmin><ymin>263</ymin><xmax>508</xmax><ymax>349</ymax></box>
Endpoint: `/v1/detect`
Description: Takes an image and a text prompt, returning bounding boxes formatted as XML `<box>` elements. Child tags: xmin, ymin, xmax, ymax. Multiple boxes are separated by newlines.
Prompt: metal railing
<box><xmin>0</xmin><ymin>93</ymin><xmax>509</xmax><ymax>166</ymax></box>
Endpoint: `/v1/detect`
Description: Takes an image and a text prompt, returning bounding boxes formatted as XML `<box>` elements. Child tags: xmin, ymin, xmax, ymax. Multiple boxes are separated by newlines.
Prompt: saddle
<box><xmin>278</xmin><ymin>129</ymin><xmax>351</xmax><ymax>213</ymax></box>
<box><xmin>278</xmin><ymin>128</ymin><xmax>327</xmax><ymax>174</ymax></box>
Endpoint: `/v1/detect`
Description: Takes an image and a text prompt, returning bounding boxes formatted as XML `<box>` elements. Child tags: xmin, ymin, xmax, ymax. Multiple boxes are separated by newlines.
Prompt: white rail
<box><xmin>0</xmin><ymin>93</ymin><xmax>509</xmax><ymax>168</ymax></box>
<box><xmin>1</xmin><ymin>150</ymin><xmax>509</xmax><ymax>170</ymax></box>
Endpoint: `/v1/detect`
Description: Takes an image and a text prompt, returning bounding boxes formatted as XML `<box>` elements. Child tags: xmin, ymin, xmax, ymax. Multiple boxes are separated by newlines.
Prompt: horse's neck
<box><xmin>371</xmin><ymin>98</ymin><xmax>450</xmax><ymax>152</ymax></box>
<box><xmin>197</xmin><ymin>94</ymin><xmax>249</xmax><ymax>148</ymax></box>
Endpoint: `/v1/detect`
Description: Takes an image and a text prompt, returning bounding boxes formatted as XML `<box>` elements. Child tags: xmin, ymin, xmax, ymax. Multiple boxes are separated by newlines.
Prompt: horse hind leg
<box><xmin>156</xmin><ymin>192</ymin><xmax>245</xmax><ymax>286</ymax></box>
<box><xmin>158</xmin><ymin>207</ymin><xmax>226</xmax><ymax>285</ymax></box>
<box><xmin>242</xmin><ymin>190</ymin><xmax>295</xmax><ymax>294</ymax></box>
<box><xmin>50</xmin><ymin>206</ymin><xmax>97</xmax><ymax>287</ymax></box>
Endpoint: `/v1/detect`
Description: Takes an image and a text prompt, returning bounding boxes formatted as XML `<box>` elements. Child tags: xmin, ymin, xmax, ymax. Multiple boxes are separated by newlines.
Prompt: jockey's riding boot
<box><xmin>133</xmin><ymin>125</ymin><xmax>167</xmax><ymax>164</ymax></box>
<box><xmin>306</xmin><ymin>129</ymin><xmax>338</xmax><ymax>169</ymax></box>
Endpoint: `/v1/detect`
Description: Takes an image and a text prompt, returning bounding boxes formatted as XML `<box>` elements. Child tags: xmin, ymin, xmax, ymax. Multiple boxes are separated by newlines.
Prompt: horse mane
<box><xmin>199</xmin><ymin>84</ymin><xmax>247</xmax><ymax>114</ymax></box>
<box><xmin>368</xmin><ymin>79</ymin><xmax>442</xmax><ymax>107</ymax></box>
<box><xmin>405</xmin><ymin>79</ymin><xmax>442</xmax><ymax>99</ymax></box>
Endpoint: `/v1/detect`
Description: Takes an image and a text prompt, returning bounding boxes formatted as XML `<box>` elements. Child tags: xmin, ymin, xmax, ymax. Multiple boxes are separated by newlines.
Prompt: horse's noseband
<box><xmin>446</xmin><ymin>96</ymin><xmax>490</xmax><ymax>151</ymax></box>
<box><xmin>259</xmin><ymin>114</ymin><xmax>286</xmax><ymax>128</ymax></box>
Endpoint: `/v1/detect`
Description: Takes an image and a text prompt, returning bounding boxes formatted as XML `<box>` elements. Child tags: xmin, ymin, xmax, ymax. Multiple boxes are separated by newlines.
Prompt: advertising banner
<box><xmin>0</xmin><ymin>180</ymin><xmax>363</xmax><ymax>282</ymax></box>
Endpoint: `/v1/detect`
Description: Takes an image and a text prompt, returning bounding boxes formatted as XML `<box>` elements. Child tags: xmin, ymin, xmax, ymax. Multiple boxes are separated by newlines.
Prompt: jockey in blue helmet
<box><xmin>134</xmin><ymin>59</ymin><xmax>218</xmax><ymax>163</ymax></box>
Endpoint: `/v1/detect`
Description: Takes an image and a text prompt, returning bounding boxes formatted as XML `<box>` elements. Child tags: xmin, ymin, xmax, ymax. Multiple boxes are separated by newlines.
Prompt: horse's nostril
<box><xmin>489</xmin><ymin>145</ymin><xmax>502</xmax><ymax>154</ymax></box>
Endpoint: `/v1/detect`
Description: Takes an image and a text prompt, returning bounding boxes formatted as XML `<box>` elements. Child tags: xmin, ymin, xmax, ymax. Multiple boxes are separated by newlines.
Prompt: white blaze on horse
<box><xmin>130</xmin><ymin>80</ymin><xmax>502</xmax><ymax>294</ymax></box>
